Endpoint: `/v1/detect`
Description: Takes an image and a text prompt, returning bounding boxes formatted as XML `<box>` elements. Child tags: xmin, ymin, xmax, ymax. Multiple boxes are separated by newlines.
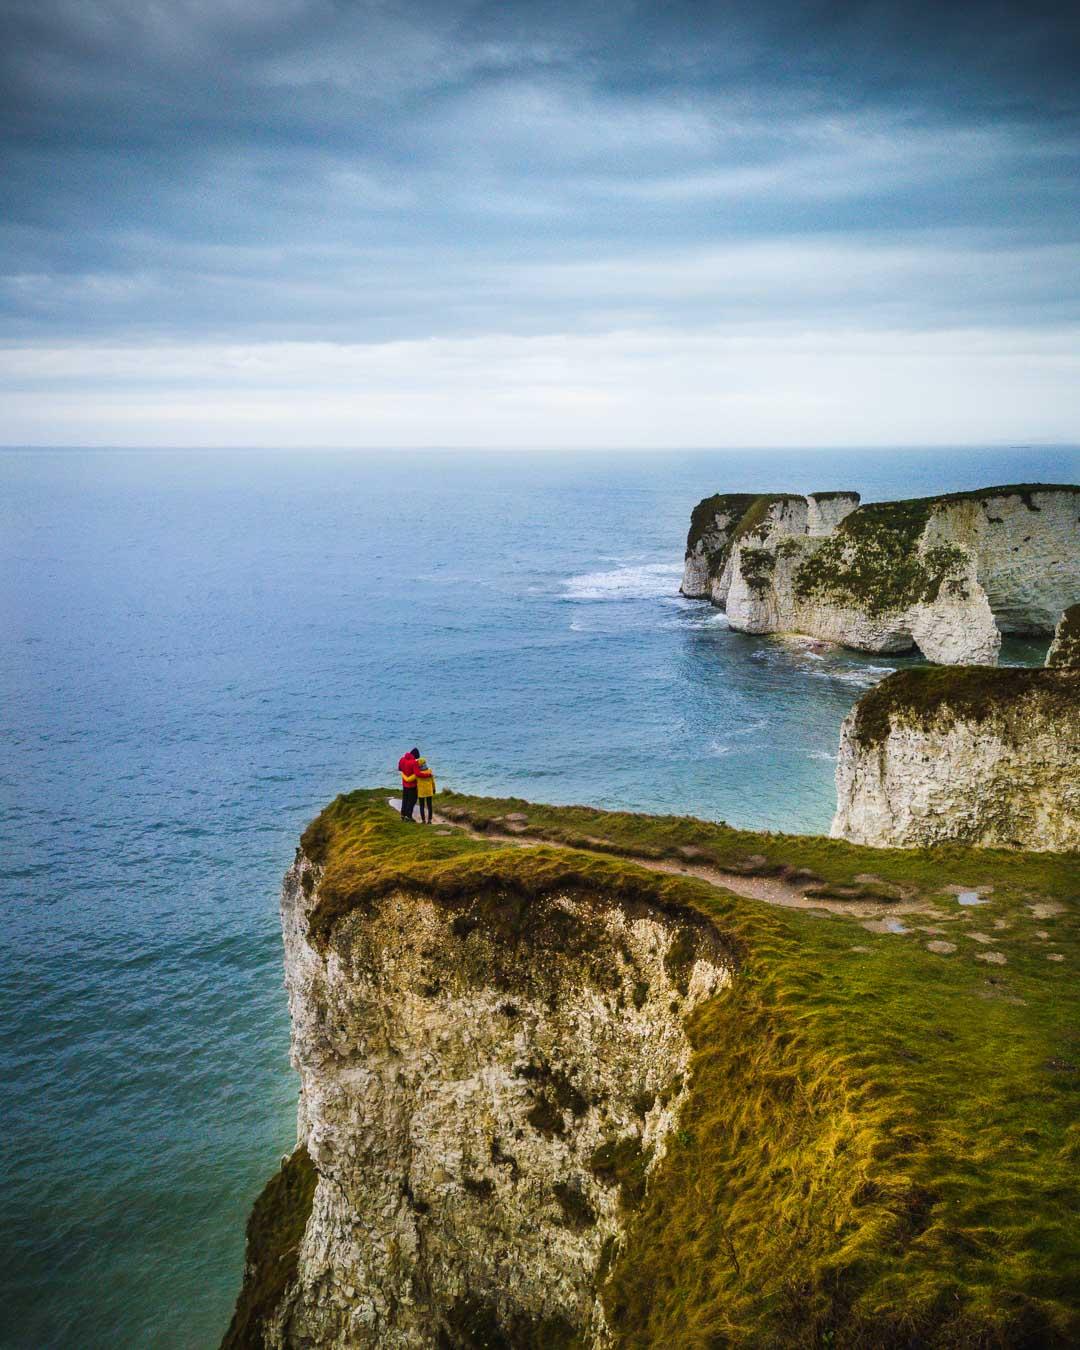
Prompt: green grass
<box><xmin>243</xmin><ymin>789</ymin><xmax>1080</xmax><ymax>1347</ymax></box>
<box><xmin>435</xmin><ymin>791</ymin><xmax>1078</xmax><ymax>905</ymax></box>
<box><xmin>848</xmin><ymin>667</ymin><xmax>1080</xmax><ymax>749</ymax></box>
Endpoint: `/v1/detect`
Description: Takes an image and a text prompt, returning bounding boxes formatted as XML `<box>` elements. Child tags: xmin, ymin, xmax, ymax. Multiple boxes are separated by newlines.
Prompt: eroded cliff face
<box><xmin>258</xmin><ymin>852</ymin><xmax>729</xmax><ymax>1347</ymax></box>
<box><xmin>831</xmin><ymin>668</ymin><xmax>1080</xmax><ymax>850</ymax></box>
<box><xmin>684</xmin><ymin>485</ymin><xmax>1080</xmax><ymax>663</ymax></box>
<box><xmin>679</xmin><ymin>492</ymin><xmax>758</xmax><ymax>599</ymax></box>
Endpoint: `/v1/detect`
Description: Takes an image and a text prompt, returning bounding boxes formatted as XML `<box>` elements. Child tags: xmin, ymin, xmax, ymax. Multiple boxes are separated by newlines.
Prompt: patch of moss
<box><xmin>517</xmin><ymin>1060</ymin><xmax>589</xmax><ymax>1117</ymax></box>
<box><xmin>553</xmin><ymin>1180</ymin><xmax>597</xmax><ymax>1229</ymax></box>
<box><xmin>590</xmin><ymin>1136</ymin><xmax>653</xmax><ymax>1210</ymax></box>
<box><xmin>663</xmin><ymin>927</ymin><xmax>698</xmax><ymax>995</ymax></box>
<box><xmin>736</xmin><ymin>545</ymin><xmax>776</xmax><ymax>595</ymax></box>
<box><xmin>439</xmin><ymin>1298</ymin><xmax>582</xmax><ymax>1349</ymax></box>
<box><xmin>849</xmin><ymin>666</ymin><xmax>1080</xmax><ymax>750</ymax></box>
<box><xmin>793</xmin><ymin>498</ymin><xmax>942</xmax><ymax>616</ymax></box>
<box><xmin>221</xmin><ymin>1146</ymin><xmax>317</xmax><ymax>1350</ymax></box>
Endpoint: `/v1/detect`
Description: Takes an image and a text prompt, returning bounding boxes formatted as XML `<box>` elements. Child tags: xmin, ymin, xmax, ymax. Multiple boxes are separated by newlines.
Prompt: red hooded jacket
<box><xmin>398</xmin><ymin>752</ymin><xmax>420</xmax><ymax>787</ymax></box>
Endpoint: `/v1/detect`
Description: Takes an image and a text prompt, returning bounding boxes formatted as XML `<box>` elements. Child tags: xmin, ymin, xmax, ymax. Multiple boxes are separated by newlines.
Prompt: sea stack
<box><xmin>681</xmin><ymin>485</ymin><xmax>1080</xmax><ymax>664</ymax></box>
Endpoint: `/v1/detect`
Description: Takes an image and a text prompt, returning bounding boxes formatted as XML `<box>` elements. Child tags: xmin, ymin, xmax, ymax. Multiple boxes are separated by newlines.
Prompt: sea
<box><xmin>2</xmin><ymin>445</ymin><xmax>1075</xmax><ymax>1348</ymax></box>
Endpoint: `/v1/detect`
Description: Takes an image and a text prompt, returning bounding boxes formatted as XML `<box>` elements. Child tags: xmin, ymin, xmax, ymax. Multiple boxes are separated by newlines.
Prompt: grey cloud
<box><xmin>1</xmin><ymin>0</ymin><xmax>1078</xmax><ymax>346</ymax></box>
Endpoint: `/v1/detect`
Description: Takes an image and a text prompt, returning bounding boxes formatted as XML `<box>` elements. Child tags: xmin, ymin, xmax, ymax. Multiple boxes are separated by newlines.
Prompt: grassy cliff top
<box><xmin>685</xmin><ymin>492</ymin><xmax>759</xmax><ymax>557</ymax></box>
<box><xmin>849</xmin><ymin>666</ymin><xmax>1080</xmax><ymax>749</ymax></box>
<box><xmin>280</xmin><ymin>788</ymin><xmax>1080</xmax><ymax>1348</ymax></box>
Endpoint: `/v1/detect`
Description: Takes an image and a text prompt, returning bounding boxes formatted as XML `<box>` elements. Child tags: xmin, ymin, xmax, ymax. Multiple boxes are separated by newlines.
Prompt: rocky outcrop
<box><xmin>805</xmin><ymin>490</ymin><xmax>860</xmax><ymax>536</ymax></box>
<box><xmin>679</xmin><ymin>492</ymin><xmax>758</xmax><ymax>598</ymax></box>
<box><xmin>831</xmin><ymin>667</ymin><xmax>1080</xmax><ymax>849</ymax></box>
<box><xmin>1046</xmin><ymin>604</ymin><xmax>1080</xmax><ymax>667</ymax></box>
<box><xmin>231</xmin><ymin>827</ymin><xmax>729</xmax><ymax>1347</ymax></box>
<box><xmin>683</xmin><ymin>484</ymin><xmax>1080</xmax><ymax>664</ymax></box>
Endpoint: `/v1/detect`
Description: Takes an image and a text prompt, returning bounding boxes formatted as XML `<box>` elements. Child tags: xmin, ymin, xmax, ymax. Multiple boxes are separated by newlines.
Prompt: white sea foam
<box><xmin>563</xmin><ymin>561</ymin><xmax>683</xmax><ymax>601</ymax></box>
<box><xmin>810</xmin><ymin>663</ymin><xmax>896</xmax><ymax>690</ymax></box>
<box><xmin>729</xmin><ymin>718</ymin><xmax>767</xmax><ymax>737</ymax></box>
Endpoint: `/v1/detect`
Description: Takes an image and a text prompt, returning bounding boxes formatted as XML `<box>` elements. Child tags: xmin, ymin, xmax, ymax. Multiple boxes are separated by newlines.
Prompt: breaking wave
<box><xmin>563</xmin><ymin>561</ymin><xmax>683</xmax><ymax>602</ymax></box>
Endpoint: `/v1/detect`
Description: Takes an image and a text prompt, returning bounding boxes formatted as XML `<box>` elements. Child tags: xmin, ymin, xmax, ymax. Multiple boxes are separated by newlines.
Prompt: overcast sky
<box><xmin>2</xmin><ymin>0</ymin><xmax>1079</xmax><ymax>448</ymax></box>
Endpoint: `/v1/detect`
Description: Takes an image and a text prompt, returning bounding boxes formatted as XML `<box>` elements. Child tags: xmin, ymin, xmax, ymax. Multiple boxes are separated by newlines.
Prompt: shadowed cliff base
<box><xmin>227</xmin><ymin>789</ymin><xmax>1079</xmax><ymax>1348</ymax></box>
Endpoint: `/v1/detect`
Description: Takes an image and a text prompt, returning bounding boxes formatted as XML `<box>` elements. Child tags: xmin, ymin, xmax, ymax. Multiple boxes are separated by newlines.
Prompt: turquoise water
<box><xmin>1</xmin><ymin>446</ymin><xmax>1073</xmax><ymax>1348</ymax></box>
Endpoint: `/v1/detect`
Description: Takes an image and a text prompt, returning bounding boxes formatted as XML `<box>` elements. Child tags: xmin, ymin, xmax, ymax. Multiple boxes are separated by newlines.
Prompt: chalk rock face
<box><xmin>831</xmin><ymin>668</ymin><xmax>1080</xmax><ymax>850</ymax></box>
<box><xmin>256</xmin><ymin>854</ymin><xmax>729</xmax><ymax>1347</ymax></box>
<box><xmin>806</xmin><ymin>492</ymin><xmax>860</xmax><ymax>536</ymax></box>
<box><xmin>685</xmin><ymin>484</ymin><xmax>1080</xmax><ymax>663</ymax></box>
<box><xmin>1046</xmin><ymin>604</ymin><xmax>1080</xmax><ymax>668</ymax></box>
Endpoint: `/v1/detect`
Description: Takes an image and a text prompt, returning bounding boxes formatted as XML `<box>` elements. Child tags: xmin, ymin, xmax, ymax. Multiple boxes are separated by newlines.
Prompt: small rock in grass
<box><xmin>1028</xmin><ymin>901</ymin><xmax>1066</xmax><ymax>919</ymax></box>
<box><xmin>977</xmin><ymin>952</ymin><xmax>1008</xmax><ymax>965</ymax></box>
<box><xmin>849</xmin><ymin>945</ymin><xmax>872</xmax><ymax>953</ymax></box>
<box><xmin>967</xmin><ymin>932</ymin><xmax>994</xmax><ymax>944</ymax></box>
<box><xmin>926</xmin><ymin>940</ymin><xmax>956</xmax><ymax>955</ymax></box>
<box><xmin>1047</xmin><ymin>954</ymin><xmax>1065</xmax><ymax>963</ymax></box>
<box><xmin>1035</xmin><ymin>930</ymin><xmax>1050</xmax><ymax>940</ymax></box>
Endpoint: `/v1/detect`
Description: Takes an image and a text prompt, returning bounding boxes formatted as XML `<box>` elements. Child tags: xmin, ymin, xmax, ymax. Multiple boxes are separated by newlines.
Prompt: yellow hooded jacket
<box><xmin>416</xmin><ymin>760</ymin><xmax>436</xmax><ymax>798</ymax></box>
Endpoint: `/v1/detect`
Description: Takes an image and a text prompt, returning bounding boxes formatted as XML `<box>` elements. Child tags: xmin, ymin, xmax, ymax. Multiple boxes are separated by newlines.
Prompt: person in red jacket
<box><xmin>398</xmin><ymin>747</ymin><xmax>421</xmax><ymax>821</ymax></box>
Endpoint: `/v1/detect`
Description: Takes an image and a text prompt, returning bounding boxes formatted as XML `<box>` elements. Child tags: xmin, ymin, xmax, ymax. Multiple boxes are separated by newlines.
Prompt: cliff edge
<box><xmin>832</xmin><ymin>667</ymin><xmax>1080</xmax><ymax>849</ymax></box>
<box><xmin>226</xmin><ymin>790</ymin><xmax>1080</xmax><ymax>1348</ymax></box>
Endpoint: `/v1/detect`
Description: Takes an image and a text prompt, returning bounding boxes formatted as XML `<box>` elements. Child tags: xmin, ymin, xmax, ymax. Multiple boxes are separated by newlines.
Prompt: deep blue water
<box><xmin>1</xmin><ymin>445</ymin><xmax>1075</xmax><ymax>1348</ymax></box>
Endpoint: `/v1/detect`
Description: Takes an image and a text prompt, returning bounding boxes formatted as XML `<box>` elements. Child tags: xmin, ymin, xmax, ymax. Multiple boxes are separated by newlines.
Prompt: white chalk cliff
<box><xmin>831</xmin><ymin>668</ymin><xmax>1080</xmax><ymax>850</ymax></box>
<box><xmin>239</xmin><ymin>844</ymin><xmax>728</xmax><ymax>1347</ymax></box>
<box><xmin>682</xmin><ymin>485</ymin><xmax>1080</xmax><ymax>664</ymax></box>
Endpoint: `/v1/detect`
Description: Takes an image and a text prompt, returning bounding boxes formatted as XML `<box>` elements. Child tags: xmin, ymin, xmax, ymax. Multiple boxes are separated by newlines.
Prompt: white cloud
<box><xmin>2</xmin><ymin>324</ymin><xmax>1077</xmax><ymax>447</ymax></box>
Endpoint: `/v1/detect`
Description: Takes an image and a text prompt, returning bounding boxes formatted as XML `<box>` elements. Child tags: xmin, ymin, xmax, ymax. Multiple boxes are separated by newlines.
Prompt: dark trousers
<box><xmin>401</xmin><ymin>785</ymin><xmax>418</xmax><ymax>819</ymax></box>
<box><xmin>419</xmin><ymin>795</ymin><xmax>433</xmax><ymax>822</ymax></box>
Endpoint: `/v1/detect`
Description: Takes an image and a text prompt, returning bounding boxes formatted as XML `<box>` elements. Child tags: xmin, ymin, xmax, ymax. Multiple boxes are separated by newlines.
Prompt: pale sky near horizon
<box><xmin>2</xmin><ymin>0</ymin><xmax>1079</xmax><ymax>449</ymax></box>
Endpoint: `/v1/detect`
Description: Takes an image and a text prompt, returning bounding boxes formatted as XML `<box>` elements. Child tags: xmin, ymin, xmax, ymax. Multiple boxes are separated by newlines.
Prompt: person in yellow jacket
<box><xmin>415</xmin><ymin>757</ymin><xmax>436</xmax><ymax>823</ymax></box>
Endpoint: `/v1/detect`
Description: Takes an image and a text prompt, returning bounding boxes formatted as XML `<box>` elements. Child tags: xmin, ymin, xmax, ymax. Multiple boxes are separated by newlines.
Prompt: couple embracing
<box><xmin>398</xmin><ymin>747</ymin><xmax>436</xmax><ymax>823</ymax></box>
